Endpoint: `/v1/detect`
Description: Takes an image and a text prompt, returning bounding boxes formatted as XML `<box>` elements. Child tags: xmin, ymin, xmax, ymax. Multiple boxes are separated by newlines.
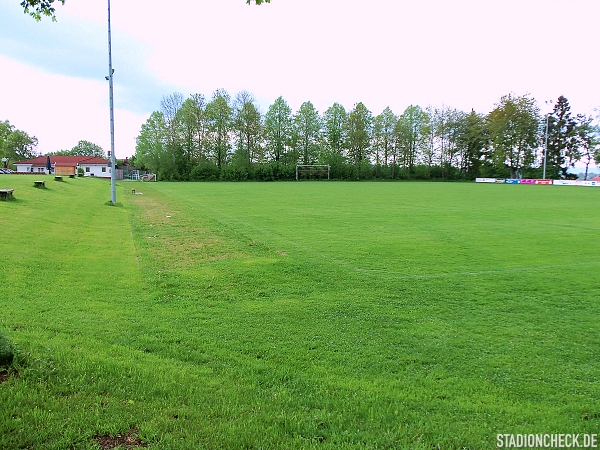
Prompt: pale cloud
<box><xmin>0</xmin><ymin>0</ymin><xmax>599</xmax><ymax>158</ymax></box>
<box><xmin>0</xmin><ymin>56</ymin><xmax>146</xmax><ymax>158</ymax></box>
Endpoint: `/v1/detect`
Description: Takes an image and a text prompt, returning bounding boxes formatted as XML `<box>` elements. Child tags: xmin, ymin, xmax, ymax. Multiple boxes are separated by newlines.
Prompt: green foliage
<box><xmin>22</xmin><ymin>0</ymin><xmax>269</xmax><ymax>21</ymax></box>
<box><xmin>372</xmin><ymin>106</ymin><xmax>397</xmax><ymax>166</ymax></box>
<box><xmin>135</xmin><ymin>91</ymin><xmax>595</xmax><ymax>182</ymax></box>
<box><xmin>190</xmin><ymin>162</ymin><xmax>220</xmax><ymax>181</ymax></box>
<box><xmin>20</xmin><ymin>0</ymin><xmax>64</xmax><ymax>21</ymax></box>
<box><xmin>394</xmin><ymin>105</ymin><xmax>428</xmax><ymax>170</ymax></box>
<box><xmin>292</xmin><ymin>101</ymin><xmax>322</xmax><ymax>165</ymax></box>
<box><xmin>71</xmin><ymin>140</ymin><xmax>105</xmax><ymax>157</ymax></box>
<box><xmin>346</xmin><ymin>102</ymin><xmax>372</xmax><ymax>171</ymax></box>
<box><xmin>233</xmin><ymin>91</ymin><xmax>263</xmax><ymax>165</ymax></box>
<box><xmin>206</xmin><ymin>89</ymin><xmax>233</xmax><ymax>168</ymax></box>
<box><xmin>265</xmin><ymin>96</ymin><xmax>293</xmax><ymax>162</ymax></box>
<box><xmin>135</xmin><ymin>111</ymin><xmax>167</xmax><ymax>175</ymax></box>
<box><xmin>455</xmin><ymin>109</ymin><xmax>489</xmax><ymax>179</ymax></box>
<box><xmin>0</xmin><ymin>120</ymin><xmax>38</xmax><ymax>165</ymax></box>
<box><xmin>546</xmin><ymin>96</ymin><xmax>580</xmax><ymax>179</ymax></box>
<box><xmin>322</xmin><ymin>102</ymin><xmax>348</xmax><ymax>156</ymax></box>
<box><xmin>488</xmin><ymin>93</ymin><xmax>540</xmax><ymax>179</ymax></box>
<box><xmin>49</xmin><ymin>140</ymin><xmax>105</xmax><ymax>158</ymax></box>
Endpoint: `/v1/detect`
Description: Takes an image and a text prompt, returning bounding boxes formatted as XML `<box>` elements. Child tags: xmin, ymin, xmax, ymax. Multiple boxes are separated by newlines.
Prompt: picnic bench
<box><xmin>0</xmin><ymin>188</ymin><xmax>14</xmax><ymax>200</ymax></box>
<box><xmin>69</xmin><ymin>174</ymin><xmax>75</xmax><ymax>178</ymax></box>
<box><xmin>54</xmin><ymin>176</ymin><xmax>63</xmax><ymax>181</ymax></box>
<box><xmin>34</xmin><ymin>180</ymin><xmax>45</xmax><ymax>188</ymax></box>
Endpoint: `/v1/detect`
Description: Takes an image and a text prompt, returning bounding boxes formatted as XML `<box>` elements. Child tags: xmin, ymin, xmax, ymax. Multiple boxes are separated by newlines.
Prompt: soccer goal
<box><xmin>295</xmin><ymin>165</ymin><xmax>330</xmax><ymax>181</ymax></box>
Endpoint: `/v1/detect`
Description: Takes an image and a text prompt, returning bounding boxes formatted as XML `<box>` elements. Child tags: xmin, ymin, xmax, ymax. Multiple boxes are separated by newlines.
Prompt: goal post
<box><xmin>295</xmin><ymin>164</ymin><xmax>330</xmax><ymax>181</ymax></box>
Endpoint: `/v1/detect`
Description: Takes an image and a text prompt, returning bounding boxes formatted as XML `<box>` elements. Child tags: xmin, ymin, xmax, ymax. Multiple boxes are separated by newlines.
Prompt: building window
<box><xmin>102</xmin><ymin>167</ymin><xmax>106</xmax><ymax>173</ymax></box>
<box><xmin>86</xmin><ymin>167</ymin><xmax>90</xmax><ymax>172</ymax></box>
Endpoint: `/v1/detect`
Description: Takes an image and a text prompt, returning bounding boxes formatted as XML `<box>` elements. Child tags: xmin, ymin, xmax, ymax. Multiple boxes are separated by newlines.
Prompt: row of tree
<box><xmin>134</xmin><ymin>91</ymin><xmax>600</xmax><ymax>181</ymax></box>
<box><xmin>48</xmin><ymin>140</ymin><xmax>106</xmax><ymax>158</ymax></box>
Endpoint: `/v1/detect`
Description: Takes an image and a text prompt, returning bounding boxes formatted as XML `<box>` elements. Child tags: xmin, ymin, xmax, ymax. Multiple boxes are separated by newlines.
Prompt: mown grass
<box><xmin>1</xmin><ymin>175</ymin><xmax>599</xmax><ymax>449</ymax></box>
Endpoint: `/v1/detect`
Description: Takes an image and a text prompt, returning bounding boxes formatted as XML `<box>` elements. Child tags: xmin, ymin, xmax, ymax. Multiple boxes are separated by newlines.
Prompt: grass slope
<box><xmin>1</xmin><ymin>176</ymin><xmax>599</xmax><ymax>449</ymax></box>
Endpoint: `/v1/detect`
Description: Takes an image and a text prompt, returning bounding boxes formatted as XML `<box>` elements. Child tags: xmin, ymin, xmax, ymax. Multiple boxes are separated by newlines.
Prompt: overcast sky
<box><xmin>1</xmin><ymin>0</ymin><xmax>599</xmax><ymax>160</ymax></box>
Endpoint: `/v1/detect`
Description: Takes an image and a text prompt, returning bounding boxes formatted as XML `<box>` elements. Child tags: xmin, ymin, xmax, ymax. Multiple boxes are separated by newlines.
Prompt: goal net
<box><xmin>295</xmin><ymin>165</ymin><xmax>330</xmax><ymax>181</ymax></box>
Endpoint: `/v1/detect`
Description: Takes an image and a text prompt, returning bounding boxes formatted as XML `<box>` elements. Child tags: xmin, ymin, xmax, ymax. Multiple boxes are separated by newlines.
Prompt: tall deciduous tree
<box><xmin>70</xmin><ymin>140</ymin><xmax>105</xmax><ymax>157</ymax></box>
<box><xmin>455</xmin><ymin>110</ymin><xmax>488</xmax><ymax>179</ymax></box>
<box><xmin>176</xmin><ymin>94</ymin><xmax>209</xmax><ymax>165</ymax></box>
<box><xmin>322</xmin><ymin>103</ymin><xmax>348</xmax><ymax>156</ymax></box>
<box><xmin>264</xmin><ymin>96</ymin><xmax>292</xmax><ymax>162</ymax></box>
<box><xmin>320</xmin><ymin>103</ymin><xmax>348</xmax><ymax>176</ymax></box>
<box><xmin>0</xmin><ymin>120</ymin><xmax>38</xmax><ymax>164</ymax></box>
<box><xmin>428</xmin><ymin>106</ymin><xmax>465</xmax><ymax>178</ymax></box>
<box><xmin>487</xmin><ymin>94</ymin><xmax>540</xmax><ymax>179</ymax></box>
<box><xmin>346</xmin><ymin>102</ymin><xmax>372</xmax><ymax>172</ymax></box>
<box><xmin>135</xmin><ymin>111</ymin><xmax>167</xmax><ymax>175</ymax></box>
<box><xmin>205</xmin><ymin>89</ymin><xmax>233</xmax><ymax>168</ymax></box>
<box><xmin>372</xmin><ymin>107</ymin><xmax>397</xmax><ymax>167</ymax></box>
<box><xmin>160</xmin><ymin>92</ymin><xmax>187</xmax><ymax>179</ymax></box>
<box><xmin>394</xmin><ymin>105</ymin><xmax>427</xmax><ymax>171</ymax></box>
<box><xmin>574</xmin><ymin>114</ymin><xmax>599</xmax><ymax>180</ymax></box>
<box><xmin>233</xmin><ymin>90</ymin><xmax>263</xmax><ymax>166</ymax></box>
<box><xmin>292</xmin><ymin>101</ymin><xmax>322</xmax><ymax>165</ymax></box>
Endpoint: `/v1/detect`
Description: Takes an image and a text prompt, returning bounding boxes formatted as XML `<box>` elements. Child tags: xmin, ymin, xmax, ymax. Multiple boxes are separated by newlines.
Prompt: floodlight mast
<box><xmin>107</xmin><ymin>0</ymin><xmax>116</xmax><ymax>204</ymax></box>
<box><xmin>542</xmin><ymin>100</ymin><xmax>553</xmax><ymax>181</ymax></box>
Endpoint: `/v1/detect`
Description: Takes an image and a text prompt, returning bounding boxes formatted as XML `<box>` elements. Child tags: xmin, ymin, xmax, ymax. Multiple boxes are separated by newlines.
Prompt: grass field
<box><xmin>1</xmin><ymin>175</ymin><xmax>599</xmax><ymax>449</ymax></box>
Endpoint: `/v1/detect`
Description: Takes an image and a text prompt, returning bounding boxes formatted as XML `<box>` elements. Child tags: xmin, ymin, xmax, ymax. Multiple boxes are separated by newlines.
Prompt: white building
<box><xmin>13</xmin><ymin>156</ymin><xmax>111</xmax><ymax>178</ymax></box>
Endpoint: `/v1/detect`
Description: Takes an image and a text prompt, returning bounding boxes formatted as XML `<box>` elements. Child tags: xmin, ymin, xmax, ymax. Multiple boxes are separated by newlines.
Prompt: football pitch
<box><xmin>1</xmin><ymin>176</ymin><xmax>599</xmax><ymax>449</ymax></box>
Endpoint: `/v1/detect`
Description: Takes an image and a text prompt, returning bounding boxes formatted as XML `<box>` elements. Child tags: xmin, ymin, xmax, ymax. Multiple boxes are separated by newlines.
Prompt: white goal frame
<box><xmin>295</xmin><ymin>165</ymin><xmax>330</xmax><ymax>181</ymax></box>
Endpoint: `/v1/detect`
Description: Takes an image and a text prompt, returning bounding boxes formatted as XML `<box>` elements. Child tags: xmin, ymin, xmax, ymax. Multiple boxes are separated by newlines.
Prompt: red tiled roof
<box><xmin>13</xmin><ymin>155</ymin><xmax>109</xmax><ymax>166</ymax></box>
<box><xmin>78</xmin><ymin>157</ymin><xmax>110</xmax><ymax>165</ymax></box>
<box><xmin>592</xmin><ymin>176</ymin><xmax>600</xmax><ymax>181</ymax></box>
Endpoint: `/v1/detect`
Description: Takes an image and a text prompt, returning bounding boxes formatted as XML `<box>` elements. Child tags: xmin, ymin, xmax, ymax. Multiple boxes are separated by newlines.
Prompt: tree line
<box><xmin>134</xmin><ymin>91</ymin><xmax>600</xmax><ymax>182</ymax></box>
<box><xmin>48</xmin><ymin>140</ymin><xmax>106</xmax><ymax>158</ymax></box>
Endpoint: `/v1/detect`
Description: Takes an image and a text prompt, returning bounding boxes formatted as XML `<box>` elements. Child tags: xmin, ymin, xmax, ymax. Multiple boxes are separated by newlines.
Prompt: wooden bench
<box><xmin>69</xmin><ymin>174</ymin><xmax>75</xmax><ymax>178</ymax></box>
<box><xmin>54</xmin><ymin>176</ymin><xmax>63</xmax><ymax>181</ymax></box>
<box><xmin>0</xmin><ymin>188</ymin><xmax>14</xmax><ymax>200</ymax></box>
<box><xmin>34</xmin><ymin>180</ymin><xmax>45</xmax><ymax>188</ymax></box>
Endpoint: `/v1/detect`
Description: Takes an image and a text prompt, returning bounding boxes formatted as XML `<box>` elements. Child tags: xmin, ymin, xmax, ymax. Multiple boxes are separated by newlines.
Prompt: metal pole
<box><xmin>108</xmin><ymin>0</ymin><xmax>117</xmax><ymax>204</ymax></box>
<box><xmin>543</xmin><ymin>113</ymin><xmax>549</xmax><ymax>180</ymax></box>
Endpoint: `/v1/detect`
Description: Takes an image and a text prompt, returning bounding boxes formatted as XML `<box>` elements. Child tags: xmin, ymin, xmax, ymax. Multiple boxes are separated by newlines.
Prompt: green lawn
<box><xmin>1</xmin><ymin>176</ymin><xmax>599</xmax><ymax>449</ymax></box>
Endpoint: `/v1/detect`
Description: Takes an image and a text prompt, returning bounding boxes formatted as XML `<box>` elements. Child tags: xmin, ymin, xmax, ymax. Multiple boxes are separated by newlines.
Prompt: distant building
<box><xmin>14</xmin><ymin>156</ymin><xmax>111</xmax><ymax>178</ymax></box>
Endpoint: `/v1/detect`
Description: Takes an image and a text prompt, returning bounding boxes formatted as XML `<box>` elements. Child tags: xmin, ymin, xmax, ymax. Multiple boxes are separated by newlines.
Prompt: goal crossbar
<box><xmin>295</xmin><ymin>164</ymin><xmax>330</xmax><ymax>181</ymax></box>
